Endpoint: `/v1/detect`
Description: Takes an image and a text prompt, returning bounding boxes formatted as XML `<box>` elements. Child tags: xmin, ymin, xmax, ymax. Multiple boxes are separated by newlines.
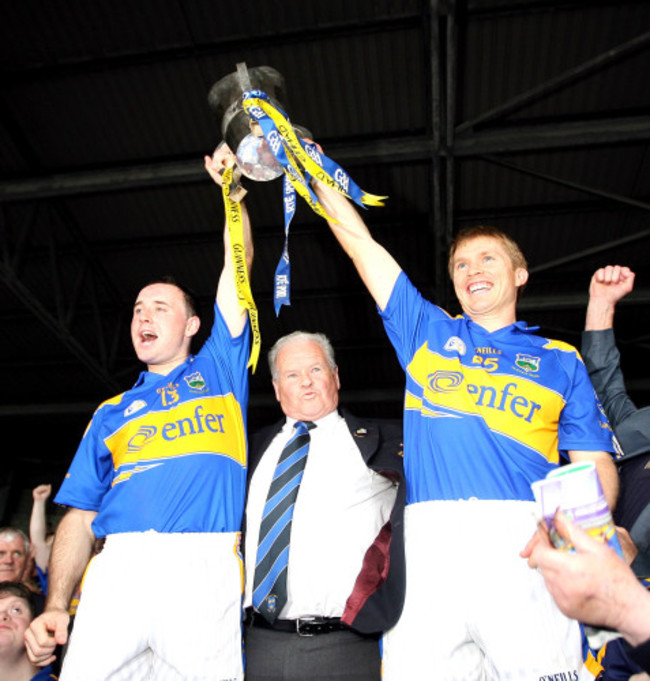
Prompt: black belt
<box><xmin>245</xmin><ymin>608</ymin><xmax>350</xmax><ymax>636</ymax></box>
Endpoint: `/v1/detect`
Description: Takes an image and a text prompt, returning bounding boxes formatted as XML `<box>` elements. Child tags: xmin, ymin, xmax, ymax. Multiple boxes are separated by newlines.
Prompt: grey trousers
<box><xmin>244</xmin><ymin>625</ymin><xmax>381</xmax><ymax>681</ymax></box>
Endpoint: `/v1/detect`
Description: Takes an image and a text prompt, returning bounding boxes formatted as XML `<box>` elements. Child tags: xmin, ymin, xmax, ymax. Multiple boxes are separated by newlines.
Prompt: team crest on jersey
<box><xmin>184</xmin><ymin>371</ymin><xmax>208</xmax><ymax>393</ymax></box>
<box><xmin>444</xmin><ymin>336</ymin><xmax>466</xmax><ymax>356</ymax></box>
<box><xmin>515</xmin><ymin>354</ymin><xmax>540</xmax><ymax>374</ymax></box>
<box><xmin>124</xmin><ymin>399</ymin><xmax>147</xmax><ymax>417</ymax></box>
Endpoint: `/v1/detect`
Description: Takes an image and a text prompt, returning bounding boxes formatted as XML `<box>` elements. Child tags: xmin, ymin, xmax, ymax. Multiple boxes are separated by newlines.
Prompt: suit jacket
<box><xmin>247</xmin><ymin>407</ymin><xmax>406</xmax><ymax>634</ymax></box>
<box><xmin>582</xmin><ymin>328</ymin><xmax>650</xmax><ymax>576</ymax></box>
<box><xmin>582</xmin><ymin>328</ymin><xmax>650</xmax><ymax>460</ymax></box>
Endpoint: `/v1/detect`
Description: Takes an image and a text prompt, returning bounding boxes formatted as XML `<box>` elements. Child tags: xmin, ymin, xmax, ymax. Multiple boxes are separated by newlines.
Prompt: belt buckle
<box><xmin>296</xmin><ymin>616</ymin><xmax>316</xmax><ymax>637</ymax></box>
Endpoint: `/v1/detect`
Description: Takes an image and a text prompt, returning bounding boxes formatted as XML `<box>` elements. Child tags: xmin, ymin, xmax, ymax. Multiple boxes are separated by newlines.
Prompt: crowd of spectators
<box><xmin>0</xmin><ymin>486</ymin><xmax>56</xmax><ymax>679</ymax></box>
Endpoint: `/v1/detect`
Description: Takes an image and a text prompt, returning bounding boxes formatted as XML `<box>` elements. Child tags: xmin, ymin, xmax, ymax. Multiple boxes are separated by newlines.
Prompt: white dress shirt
<box><xmin>245</xmin><ymin>410</ymin><xmax>397</xmax><ymax>618</ymax></box>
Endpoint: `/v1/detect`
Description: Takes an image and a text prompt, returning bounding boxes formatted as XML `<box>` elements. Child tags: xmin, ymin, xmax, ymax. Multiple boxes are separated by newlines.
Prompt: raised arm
<box><xmin>24</xmin><ymin>507</ymin><xmax>96</xmax><ymax>666</ymax></box>
<box><xmin>311</xmin><ymin>178</ymin><xmax>401</xmax><ymax>311</ymax></box>
<box><xmin>205</xmin><ymin>146</ymin><xmax>253</xmax><ymax>337</ymax></box>
<box><xmin>585</xmin><ymin>265</ymin><xmax>635</xmax><ymax>331</ymax></box>
<box><xmin>29</xmin><ymin>484</ymin><xmax>52</xmax><ymax>572</ymax></box>
<box><xmin>582</xmin><ymin>265</ymin><xmax>638</xmax><ymax>428</ymax></box>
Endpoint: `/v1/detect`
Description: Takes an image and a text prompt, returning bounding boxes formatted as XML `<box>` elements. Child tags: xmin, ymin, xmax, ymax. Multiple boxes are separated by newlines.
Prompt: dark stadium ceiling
<box><xmin>1</xmin><ymin>0</ymin><xmax>649</xmax><ymax>497</ymax></box>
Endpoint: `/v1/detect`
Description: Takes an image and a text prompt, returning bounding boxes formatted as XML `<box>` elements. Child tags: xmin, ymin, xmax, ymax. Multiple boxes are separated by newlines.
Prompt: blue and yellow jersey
<box><xmin>30</xmin><ymin>667</ymin><xmax>58</xmax><ymax>680</ymax></box>
<box><xmin>380</xmin><ymin>273</ymin><xmax>616</xmax><ymax>504</ymax></box>
<box><xmin>55</xmin><ymin>303</ymin><xmax>249</xmax><ymax>536</ymax></box>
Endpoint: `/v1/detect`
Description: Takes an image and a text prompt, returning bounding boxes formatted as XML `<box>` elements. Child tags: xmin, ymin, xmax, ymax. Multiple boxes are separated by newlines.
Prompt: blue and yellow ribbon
<box><xmin>242</xmin><ymin>89</ymin><xmax>387</xmax><ymax>314</ymax></box>
<box><xmin>222</xmin><ymin>165</ymin><xmax>261</xmax><ymax>371</ymax></box>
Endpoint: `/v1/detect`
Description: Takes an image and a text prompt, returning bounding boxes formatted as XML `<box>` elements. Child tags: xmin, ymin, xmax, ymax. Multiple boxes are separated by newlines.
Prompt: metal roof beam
<box><xmin>3</xmin><ymin>14</ymin><xmax>422</xmax><ymax>84</ymax></box>
<box><xmin>482</xmin><ymin>156</ymin><xmax>650</xmax><ymax>212</ymax></box>
<box><xmin>454</xmin><ymin>116</ymin><xmax>650</xmax><ymax>155</ymax></box>
<box><xmin>457</xmin><ymin>28</ymin><xmax>650</xmax><ymax>133</ymax></box>
<box><xmin>467</xmin><ymin>0</ymin><xmax>648</xmax><ymax>14</ymax></box>
<box><xmin>0</xmin><ymin>265</ymin><xmax>121</xmax><ymax>393</ymax></box>
<box><xmin>0</xmin><ymin>203</ymin><xmax>124</xmax><ymax>392</ymax></box>
<box><xmin>2</xmin><ymin>116</ymin><xmax>650</xmax><ymax>201</ymax></box>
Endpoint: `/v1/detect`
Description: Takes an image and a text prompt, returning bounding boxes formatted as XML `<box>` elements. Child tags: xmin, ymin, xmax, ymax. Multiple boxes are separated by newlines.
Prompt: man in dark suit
<box><xmin>583</xmin><ymin>265</ymin><xmax>650</xmax><ymax>575</ymax></box>
<box><xmin>243</xmin><ymin>330</ymin><xmax>405</xmax><ymax>681</ymax></box>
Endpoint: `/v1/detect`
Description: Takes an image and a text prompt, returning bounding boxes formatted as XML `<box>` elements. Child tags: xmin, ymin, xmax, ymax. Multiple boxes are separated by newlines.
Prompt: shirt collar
<box><xmin>132</xmin><ymin>355</ymin><xmax>195</xmax><ymax>388</ymax></box>
<box><xmin>461</xmin><ymin>313</ymin><xmax>539</xmax><ymax>335</ymax></box>
<box><xmin>285</xmin><ymin>409</ymin><xmax>340</xmax><ymax>431</ymax></box>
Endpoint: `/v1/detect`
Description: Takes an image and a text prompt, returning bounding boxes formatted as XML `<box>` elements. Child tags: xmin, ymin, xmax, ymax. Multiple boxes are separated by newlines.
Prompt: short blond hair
<box><xmin>448</xmin><ymin>225</ymin><xmax>528</xmax><ymax>279</ymax></box>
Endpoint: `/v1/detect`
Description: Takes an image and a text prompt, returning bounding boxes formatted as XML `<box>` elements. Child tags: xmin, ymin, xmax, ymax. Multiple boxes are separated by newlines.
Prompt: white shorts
<box><xmin>382</xmin><ymin>500</ymin><xmax>597</xmax><ymax>681</ymax></box>
<box><xmin>60</xmin><ymin>531</ymin><xmax>244</xmax><ymax>681</ymax></box>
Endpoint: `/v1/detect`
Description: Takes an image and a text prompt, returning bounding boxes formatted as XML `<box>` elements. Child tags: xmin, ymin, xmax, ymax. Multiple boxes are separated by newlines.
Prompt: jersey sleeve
<box><xmin>581</xmin><ymin>329</ymin><xmax>638</xmax><ymax>427</ymax></box>
<box><xmin>379</xmin><ymin>271</ymin><xmax>451</xmax><ymax>369</ymax></box>
<box><xmin>198</xmin><ymin>301</ymin><xmax>250</xmax><ymax>403</ymax></box>
<box><xmin>556</xmin><ymin>347</ymin><xmax>617</xmax><ymax>455</ymax></box>
<box><xmin>54</xmin><ymin>405</ymin><xmax>117</xmax><ymax>510</ymax></box>
<box><xmin>581</xmin><ymin>329</ymin><xmax>650</xmax><ymax>457</ymax></box>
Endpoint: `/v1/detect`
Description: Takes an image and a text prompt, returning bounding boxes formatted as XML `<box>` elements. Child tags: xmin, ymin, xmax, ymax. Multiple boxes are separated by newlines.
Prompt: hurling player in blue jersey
<box><xmin>311</xmin><ymin>176</ymin><xmax>619</xmax><ymax>680</ymax></box>
<box><xmin>24</xmin><ymin>145</ymin><xmax>253</xmax><ymax>681</ymax></box>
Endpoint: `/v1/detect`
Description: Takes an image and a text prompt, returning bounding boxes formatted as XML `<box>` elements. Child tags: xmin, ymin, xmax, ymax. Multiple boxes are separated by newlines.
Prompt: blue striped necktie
<box><xmin>252</xmin><ymin>420</ymin><xmax>315</xmax><ymax>623</ymax></box>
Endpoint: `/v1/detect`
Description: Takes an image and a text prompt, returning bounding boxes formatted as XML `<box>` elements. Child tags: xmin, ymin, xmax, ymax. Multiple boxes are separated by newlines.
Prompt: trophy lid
<box><xmin>208</xmin><ymin>64</ymin><xmax>286</xmax><ymax>151</ymax></box>
<box><xmin>207</xmin><ymin>63</ymin><xmax>310</xmax><ymax>181</ymax></box>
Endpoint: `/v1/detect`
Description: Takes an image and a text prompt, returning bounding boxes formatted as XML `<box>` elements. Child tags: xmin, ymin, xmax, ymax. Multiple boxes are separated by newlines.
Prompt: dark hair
<box><xmin>0</xmin><ymin>581</ymin><xmax>35</xmax><ymax>619</ymax></box>
<box><xmin>143</xmin><ymin>275</ymin><xmax>200</xmax><ymax>319</ymax></box>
